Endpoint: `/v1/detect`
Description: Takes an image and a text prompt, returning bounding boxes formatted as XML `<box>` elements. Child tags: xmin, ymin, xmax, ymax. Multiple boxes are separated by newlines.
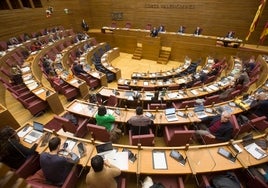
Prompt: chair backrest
<box><xmin>111</xmin><ymin>22</ymin><xmax>117</xmax><ymax>28</ymax></box>
<box><xmin>16</xmin><ymin>154</ymin><xmax>40</xmax><ymax>179</ymax></box>
<box><xmin>106</xmin><ymin>95</ymin><xmax>118</xmax><ymax>107</ymax></box>
<box><xmin>129</xmin><ymin>129</ymin><xmax>154</xmax><ymax>146</ymax></box>
<box><xmin>148</xmin><ymin>103</ymin><xmax>167</xmax><ymax>110</ymax></box>
<box><xmin>180</xmin><ymin>100</ymin><xmax>196</xmax><ymax>109</ymax></box>
<box><xmin>125</xmin><ymin>22</ymin><xmax>131</xmax><ymax>29</ymax></box>
<box><xmin>87</xmin><ymin>123</ymin><xmax>110</xmax><ymax>142</ymax></box>
<box><xmin>145</xmin><ymin>23</ymin><xmax>152</xmax><ymax>30</ymax></box>
<box><xmin>54</xmin><ymin>115</ymin><xmax>77</xmax><ymax>134</ymax></box>
<box><xmin>164</xmin><ymin>126</ymin><xmax>195</xmax><ymax>146</ymax></box>
<box><xmin>204</xmin><ymin>95</ymin><xmax>220</xmax><ymax>106</ymax></box>
<box><xmin>172</xmin><ymin>130</ymin><xmax>195</xmax><ymax>146</ymax></box>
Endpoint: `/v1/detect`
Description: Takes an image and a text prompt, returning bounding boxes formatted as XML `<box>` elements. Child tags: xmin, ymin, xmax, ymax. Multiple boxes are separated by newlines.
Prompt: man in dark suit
<box><xmin>72</xmin><ymin>61</ymin><xmax>88</xmax><ymax>76</ymax></box>
<box><xmin>226</xmin><ymin>31</ymin><xmax>235</xmax><ymax>38</ymax></box>
<box><xmin>178</xmin><ymin>25</ymin><xmax>186</xmax><ymax>34</ymax></box>
<box><xmin>195</xmin><ymin>111</ymin><xmax>233</xmax><ymax>142</ymax></box>
<box><xmin>150</xmin><ymin>27</ymin><xmax>158</xmax><ymax>37</ymax></box>
<box><xmin>194</xmin><ymin>26</ymin><xmax>202</xmax><ymax>35</ymax></box>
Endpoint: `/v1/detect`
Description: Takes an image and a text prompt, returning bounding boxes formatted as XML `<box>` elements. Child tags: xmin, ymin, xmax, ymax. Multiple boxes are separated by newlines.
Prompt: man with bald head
<box><xmin>195</xmin><ymin>111</ymin><xmax>233</xmax><ymax>142</ymax></box>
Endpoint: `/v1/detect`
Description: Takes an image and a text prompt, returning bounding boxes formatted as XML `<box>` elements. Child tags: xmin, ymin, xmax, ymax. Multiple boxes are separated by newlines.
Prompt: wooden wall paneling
<box><xmin>113</xmin><ymin>35</ymin><xmax>137</xmax><ymax>54</ymax></box>
<box><xmin>1</xmin><ymin>0</ymin><xmax>268</xmax><ymax>48</ymax></box>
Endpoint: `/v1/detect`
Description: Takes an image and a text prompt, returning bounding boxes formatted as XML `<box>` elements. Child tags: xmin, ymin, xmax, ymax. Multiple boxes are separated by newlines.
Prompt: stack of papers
<box><xmin>191</xmin><ymin>90</ymin><xmax>199</xmax><ymax>95</ymax></box>
<box><xmin>245</xmin><ymin>143</ymin><xmax>267</xmax><ymax>160</ymax></box>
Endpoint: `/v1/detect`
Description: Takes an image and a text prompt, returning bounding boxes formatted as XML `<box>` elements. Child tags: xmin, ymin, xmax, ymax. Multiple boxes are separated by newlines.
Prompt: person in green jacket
<box><xmin>95</xmin><ymin>105</ymin><xmax>116</xmax><ymax>131</ymax></box>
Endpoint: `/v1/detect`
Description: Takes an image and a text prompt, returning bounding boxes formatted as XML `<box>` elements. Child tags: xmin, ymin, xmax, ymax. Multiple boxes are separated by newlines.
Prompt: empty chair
<box><xmin>192</xmin><ymin>80</ymin><xmax>202</xmax><ymax>87</ymax></box>
<box><xmin>111</xmin><ymin>22</ymin><xmax>117</xmax><ymax>28</ymax></box>
<box><xmin>204</xmin><ymin>75</ymin><xmax>216</xmax><ymax>84</ymax></box>
<box><xmin>248</xmin><ymin>113</ymin><xmax>268</xmax><ymax>132</ymax></box>
<box><xmin>105</xmin><ymin>95</ymin><xmax>118</xmax><ymax>107</ymax></box>
<box><xmin>129</xmin><ymin>128</ymin><xmax>155</xmax><ymax>146</ymax></box>
<box><xmin>236</xmin><ymin>115</ymin><xmax>267</xmax><ymax>135</ymax></box>
<box><xmin>143</xmin><ymin>86</ymin><xmax>155</xmax><ymax>91</ymax></box>
<box><xmin>53</xmin><ymin>113</ymin><xmax>89</xmax><ymax>138</ymax></box>
<box><xmin>125</xmin><ymin>22</ymin><xmax>131</xmax><ymax>29</ymax></box>
<box><xmin>117</xmin><ymin>84</ymin><xmax>131</xmax><ymax>90</ymax></box>
<box><xmin>204</xmin><ymin>94</ymin><xmax>220</xmax><ymax>106</ymax></box>
<box><xmin>145</xmin><ymin>23</ymin><xmax>152</xmax><ymax>30</ymax></box>
<box><xmin>51</xmin><ymin>79</ymin><xmax>78</xmax><ymax>101</ymax></box>
<box><xmin>17</xmin><ymin>96</ymin><xmax>48</xmax><ymax>116</ymax></box>
<box><xmin>70</xmin><ymin>64</ymin><xmax>100</xmax><ymax>89</ymax></box>
<box><xmin>225</xmin><ymin>89</ymin><xmax>241</xmax><ymax>101</ymax></box>
<box><xmin>87</xmin><ymin>123</ymin><xmax>111</xmax><ymax>142</ymax></box>
<box><xmin>164</xmin><ymin>125</ymin><xmax>195</xmax><ymax>146</ymax></box>
<box><xmin>173</xmin><ymin>99</ymin><xmax>196</xmax><ymax>109</ymax></box>
<box><xmin>147</xmin><ymin>103</ymin><xmax>167</xmax><ymax>110</ymax></box>
<box><xmin>0</xmin><ymin>41</ymin><xmax>8</xmax><ymax>51</ymax></box>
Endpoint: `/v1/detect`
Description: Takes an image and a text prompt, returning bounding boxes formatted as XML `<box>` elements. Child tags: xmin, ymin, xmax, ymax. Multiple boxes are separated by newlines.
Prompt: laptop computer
<box><xmin>96</xmin><ymin>142</ymin><xmax>114</xmax><ymax>157</ymax></box>
<box><xmin>165</xmin><ymin>108</ymin><xmax>178</xmax><ymax>122</ymax></box>
<box><xmin>24</xmin><ymin>121</ymin><xmax>44</xmax><ymax>144</ymax></box>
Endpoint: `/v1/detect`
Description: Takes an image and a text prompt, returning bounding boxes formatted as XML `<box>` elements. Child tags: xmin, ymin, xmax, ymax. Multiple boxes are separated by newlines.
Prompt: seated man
<box><xmin>219</xmin><ymin>69</ymin><xmax>249</xmax><ymax>100</ymax></box>
<box><xmin>10</xmin><ymin>65</ymin><xmax>23</xmax><ymax>84</ymax></box>
<box><xmin>195</xmin><ymin>111</ymin><xmax>233</xmax><ymax>142</ymax></box>
<box><xmin>158</xmin><ymin>25</ymin><xmax>165</xmax><ymax>32</ymax></box>
<box><xmin>150</xmin><ymin>27</ymin><xmax>158</xmax><ymax>37</ymax></box>
<box><xmin>40</xmin><ymin>137</ymin><xmax>75</xmax><ymax>186</ymax></box>
<box><xmin>250</xmin><ymin>92</ymin><xmax>268</xmax><ymax>119</ymax></box>
<box><xmin>193</xmin><ymin>26</ymin><xmax>202</xmax><ymax>35</ymax></box>
<box><xmin>178</xmin><ymin>25</ymin><xmax>186</xmax><ymax>33</ymax></box>
<box><xmin>244</xmin><ymin>55</ymin><xmax>256</xmax><ymax>72</ymax></box>
<box><xmin>226</xmin><ymin>31</ymin><xmax>235</xmax><ymax>38</ymax></box>
<box><xmin>127</xmin><ymin>106</ymin><xmax>155</xmax><ymax>135</ymax></box>
<box><xmin>86</xmin><ymin>155</ymin><xmax>121</xmax><ymax>188</ymax></box>
<box><xmin>72</xmin><ymin>61</ymin><xmax>89</xmax><ymax>76</ymax></box>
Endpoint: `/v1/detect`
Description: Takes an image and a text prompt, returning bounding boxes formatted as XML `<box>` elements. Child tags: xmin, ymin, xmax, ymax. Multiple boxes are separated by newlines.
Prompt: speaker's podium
<box><xmin>139</xmin><ymin>36</ymin><xmax>161</xmax><ymax>61</ymax></box>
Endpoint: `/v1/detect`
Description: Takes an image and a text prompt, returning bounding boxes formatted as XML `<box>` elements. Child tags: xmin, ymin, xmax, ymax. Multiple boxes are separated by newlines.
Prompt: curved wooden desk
<box><xmin>18</xmin><ymin>122</ymin><xmax>268</xmax><ymax>176</ymax></box>
<box><xmin>101</xmin><ymin>47</ymin><xmax>121</xmax><ymax>80</ymax></box>
<box><xmin>66</xmin><ymin>99</ymin><xmax>245</xmax><ymax>126</ymax></box>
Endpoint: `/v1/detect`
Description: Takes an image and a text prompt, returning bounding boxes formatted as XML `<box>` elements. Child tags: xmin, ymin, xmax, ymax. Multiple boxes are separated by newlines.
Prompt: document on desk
<box><xmin>167</xmin><ymin>92</ymin><xmax>177</xmax><ymax>99</ymax></box>
<box><xmin>244</xmin><ymin>142</ymin><xmax>267</xmax><ymax>160</ymax></box>
<box><xmin>208</xmin><ymin>84</ymin><xmax>219</xmax><ymax>91</ymax></box>
<box><xmin>34</xmin><ymin>88</ymin><xmax>45</xmax><ymax>95</ymax></box>
<box><xmin>191</xmin><ymin>89</ymin><xmax>199</xmax><ymax>96</ymax></box>
<box><xmin>105</xmin><ymin>151</ymin><xmax>129</xmax><ymax>170</ymax></box>
<box><xmin>143</xmin><ymin>81</ymin><xmax>149</xmax><ymax>86</ymax></box>
<box><xmin>152</xmin><ymin>150</ymin><xmax>168</xmax><ymax>170</ymax></box>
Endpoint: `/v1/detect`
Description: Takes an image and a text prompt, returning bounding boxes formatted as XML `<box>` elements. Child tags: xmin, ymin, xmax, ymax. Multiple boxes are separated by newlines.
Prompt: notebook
<box><xmin>24</xmin><ymin>121</ymin><xmax>44</xmax><ymax>144</ymax></box>
<box><xmin>165</xmin><ymin>108</ymin><xmax>178</xmax><ymax>122</ymax></box>
<box><xmin>96</xmin><ymin>142</ymin><xmax>114</xmax><ymax>157</ymax></box>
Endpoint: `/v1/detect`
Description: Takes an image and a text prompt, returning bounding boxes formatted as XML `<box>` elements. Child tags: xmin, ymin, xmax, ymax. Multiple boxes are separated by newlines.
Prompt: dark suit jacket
<box><xmin>201</xmin><ymin>115</ymin><xmax>233</xmax><ymax>141</ymax></box>
<box><xmin>250</xmin><ymin>99</ymin><xmax>268</xmax><ymax>119</ymax></box>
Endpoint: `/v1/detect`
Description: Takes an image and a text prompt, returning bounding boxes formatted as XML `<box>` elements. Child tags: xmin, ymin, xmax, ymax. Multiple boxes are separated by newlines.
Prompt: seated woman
<box><xmin>0</xmin><ymin>126</ymin><xmax>37</xmax><ymax>169</ymax></box>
